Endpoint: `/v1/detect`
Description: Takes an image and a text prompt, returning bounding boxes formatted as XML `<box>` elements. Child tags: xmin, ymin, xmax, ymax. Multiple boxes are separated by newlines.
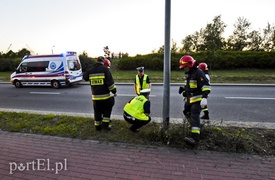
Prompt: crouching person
<box><xmin>123</xmin><ymin>89</ymin><xmax>151</xmax><ymax>132</ymax></box>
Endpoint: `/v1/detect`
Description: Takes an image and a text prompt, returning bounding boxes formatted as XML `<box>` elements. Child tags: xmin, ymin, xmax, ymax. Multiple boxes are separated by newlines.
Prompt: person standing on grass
<box><xmin>198</xmin><ymin>62</ymin><xmax>210</xmax><ymax>120</ymax></box>
<box><xmin>134</xmin><ymin>67</ymin><xmax>151</xmax><ymax>95</ymax></box>
<box><xmin>123</xmin><ymin>89</ymin><xmax>151</xmax><ymax>132</ymax></box>
<box><xmin>83</xmin><ymin>56</ymin><xmax>117</xmax><ymax>131</ymax></box>
<box><xmin>178</xmin><ymin>55</ymin><xmax>211</xmax><ymax>145</ymax></box>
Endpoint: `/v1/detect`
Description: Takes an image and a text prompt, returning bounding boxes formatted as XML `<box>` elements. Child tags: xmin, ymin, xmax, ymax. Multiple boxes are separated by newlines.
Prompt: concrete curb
<box><xmin>1</xmin><ymin>108</ymin><xmax>274</xmax><ymax>129</ymax></box>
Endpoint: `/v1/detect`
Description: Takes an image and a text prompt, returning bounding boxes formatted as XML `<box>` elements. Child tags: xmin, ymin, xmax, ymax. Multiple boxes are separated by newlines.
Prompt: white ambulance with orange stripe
<box><xmin>10</xmin><ymin>51</ymin><xmax>83</xmax><ymax>88</ymax></box>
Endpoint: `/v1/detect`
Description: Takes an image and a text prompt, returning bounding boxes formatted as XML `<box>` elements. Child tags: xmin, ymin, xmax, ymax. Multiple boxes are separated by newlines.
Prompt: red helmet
<box><xmin>104</xmin><ymin>59</ymin><xmax>111</xmax><ymax>68</ymax></box>
<box><xmin>198</xmin><ymin>63</ymin><xmax>208</xmax><ymax>71</ymax></box>
<box><xmin>179</xmin><ymin>55</ymin><xmax>196</xmax><ymax>68</ymax></box>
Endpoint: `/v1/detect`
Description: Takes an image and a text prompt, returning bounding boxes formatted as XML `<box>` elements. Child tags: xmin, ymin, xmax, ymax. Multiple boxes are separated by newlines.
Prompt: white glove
<box><xmin>200</xmin><ymin>98</ymin><xmax>207</xmax><ymax>108</ymax></box>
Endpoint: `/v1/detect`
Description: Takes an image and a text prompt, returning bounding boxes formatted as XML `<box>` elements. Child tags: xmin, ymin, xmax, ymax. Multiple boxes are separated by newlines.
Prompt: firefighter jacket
<box><xmin>135</xmin><ymin>74</ymin><xmax>150</xmax><ymax>95</ymax></box>
<box><xmin>123</xmin><ymin>95</ymin><xmax>150</xmax><ymax>121</ymax></box>
<box><xmin>183</xmin><ymin>67</ymin><xmax>211</xmax><ymax>104</ymax></box>
<box><xmin>83</xmin><ymin>62</ymin><xmax>117</xmax><ymax>100</ymax></box>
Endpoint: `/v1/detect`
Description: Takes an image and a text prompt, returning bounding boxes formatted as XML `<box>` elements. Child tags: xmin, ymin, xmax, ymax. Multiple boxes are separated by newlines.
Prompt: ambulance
<box><xmin>10</xmin><ymin>51</ymin><xmax>83</xmax><ymax>89</ymax></box>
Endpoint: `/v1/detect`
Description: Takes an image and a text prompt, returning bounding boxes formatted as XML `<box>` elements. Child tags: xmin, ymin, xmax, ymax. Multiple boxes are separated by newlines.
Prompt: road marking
<box><xmin>30</xmin><ymin>92</ymin><xmax>61</xmax><ymax>95</ymax></box>
<box><xmin>225</xmin><ymin>97</ymin><xmax>275</xmax><ymax>100</ymax></box>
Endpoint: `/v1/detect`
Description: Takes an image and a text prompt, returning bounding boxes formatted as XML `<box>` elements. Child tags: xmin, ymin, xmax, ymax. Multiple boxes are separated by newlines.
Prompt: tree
<box><xmin>246</xmin><ymin>30</ymin><xmax>262</xmax><ymax>51</ymax></box>
<box><xmin>200</xmin><ymin>15</ymin><xmax>226</xmax><ymax>51</ymax></box>
<box><xmin>180</xmin><ymin>30</ymin><xmax>204</xmax><ymax>53</ymax></box>
<box><xmin>180</xmin><ymin>15</ymin><xmax>226</xmax><ymax>53</ymax></box>
<box><xmin>17</xmin><ymin>48</ymin><xmax>31</xmax><ymax>58</ymax></box>
<box><xmin>261</xmin><ymin>23</ymin><xmax>275</xmax><ymax>51</ymax></box>
<box><xmin>4</xmin><ymin>50</ymin><xmax>16</xmax><ymax>58</ymax></box>
<box><xmin>227</xmin><ymin>17</ymin><xmax>251</xmax><ymax>51</ymax></box>
<box><xmin>171</xmin><ymin>39</ymin><xmax>178</xmax><ymax>53</ymax></box>
<box><xmin>156</xmin><ymin>39</ymin><xmax>179</xmax><ymax>53</ymax></box>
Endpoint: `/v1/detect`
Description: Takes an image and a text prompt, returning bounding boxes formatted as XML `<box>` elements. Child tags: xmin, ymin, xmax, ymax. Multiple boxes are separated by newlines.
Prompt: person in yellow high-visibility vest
<box><xmin>123</xmin><ymin>89</ymin><xmax>151</xmax><ymax>132</ymax></box>
<box><xmin>134</xmin><ymin>67</ymin><xmax>151</xmax><ymax>95</ymax></box>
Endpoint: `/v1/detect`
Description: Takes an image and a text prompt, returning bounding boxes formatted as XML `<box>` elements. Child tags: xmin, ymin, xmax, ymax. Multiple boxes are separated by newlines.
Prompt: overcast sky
<box><xmin>0</xmin><ymin>0</ymin><xmax>274</xmax><ymax>57</ymax></box>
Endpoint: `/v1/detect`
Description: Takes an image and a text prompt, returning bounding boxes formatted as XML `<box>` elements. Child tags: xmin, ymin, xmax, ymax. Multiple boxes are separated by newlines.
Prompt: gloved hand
<box><xmin>200</xmin><ymin>98</ymin><xmax>207</xmax><ymax>108</ymax></box>
<box><xmin>178</xmin><ymin>86</ymin><xmax>185</xmax><ymax>94</ymax></box>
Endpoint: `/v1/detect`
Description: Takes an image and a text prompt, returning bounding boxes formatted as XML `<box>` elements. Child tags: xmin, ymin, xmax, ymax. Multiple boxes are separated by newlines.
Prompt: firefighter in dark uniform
<box><xmin>198</xmin><ymin>62</ymin><xmax>210</xmax><ymax>120</ymax></box>
<box><xmin>123</xmin><ymin>89</ymin><xmax>151</xmax><ymax>132</ymax></box>
<box><xmin>178</xmin><ymin>55</ymin><xmax>211</xmax><ymax>145</ymax></box>
<box><xmin>83</xmin><ymin>56</ymin><xmax>117</xmax><ymax>131</ymax></box>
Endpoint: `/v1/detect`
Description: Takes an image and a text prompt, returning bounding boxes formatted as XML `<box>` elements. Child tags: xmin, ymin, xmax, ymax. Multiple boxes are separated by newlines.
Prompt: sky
<box><xmin>0</xmin><ymin>0</ymin><xmax>274</xmax><ymax>57</ymax></box>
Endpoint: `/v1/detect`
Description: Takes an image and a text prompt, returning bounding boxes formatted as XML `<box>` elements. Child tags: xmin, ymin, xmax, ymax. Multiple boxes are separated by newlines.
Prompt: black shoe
<box><xmin>103</xmin><ymin>125</ymin><xmax>112</xmax><ymax>131</ymax></box>
<box><xmin>95</xmin><ymin>126</ymin><xmax>102</xmax><ymax>131</ymax></box>
<box><xmin>184</xmin><ymin>137</ymin><xmax>198</xmax><ymax>145</ymax></box>
<box><xmin>201</xmin><ymin>115</ymin><xmax>209</xmax><ymax>120</ymax></box>
<box><xmin>129</xmin><ymin>126</ymin><xmax>139</xmax><ymax>132</ymax></box>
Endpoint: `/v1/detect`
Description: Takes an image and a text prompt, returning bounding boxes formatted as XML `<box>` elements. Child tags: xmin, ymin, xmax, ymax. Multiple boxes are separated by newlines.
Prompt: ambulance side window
<box><xmin>28</xmin><ymin>61</ymin><xmax>49</xmax><ymax>72</ymax></box>
<box><xmin>18</xmin><ymin>63</ymin><xmax>28</xmax><ymax>73</ymax></box>
<box><xmin>68</xmin><ymin>60</ymin><xmax>81</xmax><ymax>71</ymax></box>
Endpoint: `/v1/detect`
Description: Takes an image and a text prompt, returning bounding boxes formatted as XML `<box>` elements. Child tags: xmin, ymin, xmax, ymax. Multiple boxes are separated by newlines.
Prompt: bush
<box><xmin>117</xmin><ymin>51</ymin><xmax>275</xmax><ymax>71</ymax></box>
<box><xmin>0</xmin><ymin>58</ymin><xmax>21</xmax><ymax>71</ymax></box>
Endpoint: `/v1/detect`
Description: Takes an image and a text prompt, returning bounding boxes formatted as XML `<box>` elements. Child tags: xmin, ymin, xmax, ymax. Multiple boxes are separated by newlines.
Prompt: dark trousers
<box><xmin>123</xmin><ymin>112</ymin><xmax>151</xmax><ymax>130</ymax></box>
<box><xmin>93</xmin><ymin>97</ymin><xmax>115</xmax><ymax>127</ymax></box>
<box><xmin>183</xmin><ymin>101</ymin><xmax>201</xmax><ymax>140</ymax></box>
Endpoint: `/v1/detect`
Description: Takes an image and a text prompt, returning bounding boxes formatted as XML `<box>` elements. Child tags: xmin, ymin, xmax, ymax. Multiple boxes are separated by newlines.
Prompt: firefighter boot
<box><xmin>94</xmin><ymin>121</ymin><xmax>102</xmax><ymax>131</ymax></box>
<box><xmin>102</xmin><ymin>122</ymin><xmax>111</xmax><ymax>131</ymax></box>
<box><xmin>201</xmin><ymin>111</ymin><xmax>209</xmax><ymax>120</ymax></box>
<box><xmin>185</xmin><ymin>133</ymin><xmax>200</xmax><ymax>145</ymax></box>
<box><xmin>95</xmin><ymin>125</ymin><xmax>102</xmax><ymax>131</ymax></box>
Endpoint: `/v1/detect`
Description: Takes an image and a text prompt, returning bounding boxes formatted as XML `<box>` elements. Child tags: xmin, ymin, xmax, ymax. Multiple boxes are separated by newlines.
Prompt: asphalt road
<box><xmin>1</xmin><ymin>83</ymin><xmax>275</xmax><ymax>124</ymax></box>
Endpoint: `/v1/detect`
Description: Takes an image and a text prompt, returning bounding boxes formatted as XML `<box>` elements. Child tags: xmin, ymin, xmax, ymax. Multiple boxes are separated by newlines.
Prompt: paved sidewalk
<box><xmin>0</xmin><ymin>131</ymin><xmax>274</xmax><ymax>180</ymax></box>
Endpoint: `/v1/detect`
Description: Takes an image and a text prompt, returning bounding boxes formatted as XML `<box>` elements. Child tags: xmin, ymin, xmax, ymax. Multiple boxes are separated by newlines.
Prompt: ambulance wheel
<box><xmin>51</xmin><ymin>80</ymin><xmax>60</xmax><ymax>89</ymax></box>
<box><xmin>14</xmin><ymin>80</ymin><xmax>22</xmax><ymax>88</ymax></box>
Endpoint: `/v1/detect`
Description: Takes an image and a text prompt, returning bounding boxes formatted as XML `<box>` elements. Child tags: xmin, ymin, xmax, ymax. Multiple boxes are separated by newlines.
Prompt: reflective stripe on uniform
<box><xmin>190</xmin><ymin>95</ymin><xmax>202</xmax><ymax>103</ymax></box>
<box><xmin>102</xmin><ymin>118</ymin><xmax>110</xmax><ymax>123</ymax></box>
<box><xmin>191</xmin><ymin>127</ymin><xmax>200</xmax><ymax>134</ymax></box>
<box><xmin>189</xmin><ymin>80</ymin><xmax>197</xmax><ymax>88</ymax></box>
<box><xmin>202</xmin><ymin>85</ymin><xmax>211</xmax><ymax>91</ymax></box>
<box><xmin>109</xmin><ymin>84</ymin><xmax>116</xmax><ymax>91</ymax></box>
<box><xmin>89</xmin><ymin>73</ymin><xmax>105</xmax><ymax>86</ymax></box>
<box><xmin>92</xmin><ymin>94</ymin><xmax>111</xmax><ymax>100</ymax></box>
<box><xmin>94</xmin><ymin>121</ymin><xmax>102</xmax><ymax>126</ymax></box>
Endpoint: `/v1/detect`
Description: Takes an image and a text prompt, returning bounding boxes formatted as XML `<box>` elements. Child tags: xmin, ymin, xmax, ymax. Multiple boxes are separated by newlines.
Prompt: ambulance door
<box><xmin>67</xmin><ymin>58</ymin><xmax>82</xmax><ymax>83</ymax></box>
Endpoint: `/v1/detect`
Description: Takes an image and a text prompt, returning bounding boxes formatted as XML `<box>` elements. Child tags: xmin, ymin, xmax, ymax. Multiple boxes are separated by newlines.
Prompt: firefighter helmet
<box><xmin>104</xmin><ymin>59</ymin><xmax>111</xmax><ymax>68</ymax></box>
<box><xmin>179</xmin><ymin>55</ymin><xmax>196</xmax><ymax>68</ymax></box>
<box><xmin>198</xmin><ymin>63</ymin><xmax>208</xmax><ymax>71</ymax></box>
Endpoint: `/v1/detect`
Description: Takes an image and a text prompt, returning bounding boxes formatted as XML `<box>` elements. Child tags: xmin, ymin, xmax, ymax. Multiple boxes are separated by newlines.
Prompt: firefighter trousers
<box><xmin>183</xmin><ymin>101</ymin><xmax>201</xmax><ymax>141</ymax></box>
<box><xmin>92</xmin><ymin>96</ymin><xmax>115</xmax><ymax>128</ymax></box>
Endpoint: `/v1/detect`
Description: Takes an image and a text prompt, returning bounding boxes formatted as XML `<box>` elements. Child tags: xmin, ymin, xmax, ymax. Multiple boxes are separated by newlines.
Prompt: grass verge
<box><xmin>0</xmin><ymin>111</ymin><xmax>274</xmax><ymax>155</ymax></box>
<box><xmin>2</xmin><ymin>68</ymin><xmax>275</xmax><ymax>83</ymax></box>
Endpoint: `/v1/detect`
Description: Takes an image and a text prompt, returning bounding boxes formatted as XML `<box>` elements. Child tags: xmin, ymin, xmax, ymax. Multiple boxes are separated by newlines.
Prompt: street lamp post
<box><xmin>52</xmin><ymin>46</ymin><xmax>55</xmax><ymax>54</ymax></box>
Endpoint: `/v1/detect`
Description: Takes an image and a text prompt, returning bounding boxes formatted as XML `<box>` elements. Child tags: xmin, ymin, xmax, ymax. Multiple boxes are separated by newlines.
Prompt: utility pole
<box><xmin>26</xmin><ymin>44</ymin><xmax>34</xmax><ymax>54</ymax></box>
<box><xmin>52</xmin><ymin>46</ymin><xmax>55</xmax><ymax>54</ymax></box>
<box><xmin>162</xmin><ymin>0</ymin><xmax>171</xmax><ymax>131</ymax></box>
<box><xmin>6</xmin><ymin>44</ymin><xmax>12</xmax><ymax>53</ymax></box>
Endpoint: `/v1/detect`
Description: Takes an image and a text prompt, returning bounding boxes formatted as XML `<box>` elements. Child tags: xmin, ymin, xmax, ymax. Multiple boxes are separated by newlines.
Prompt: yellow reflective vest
<box><xmin>135</xmin><ymin>74</ymin><xmax>149</xmax><ymax>95</ymax></box>
<box><xmin>123</xmin><ymin>95</ymin><xmax>149</xmax><ymax>121</ymax></box>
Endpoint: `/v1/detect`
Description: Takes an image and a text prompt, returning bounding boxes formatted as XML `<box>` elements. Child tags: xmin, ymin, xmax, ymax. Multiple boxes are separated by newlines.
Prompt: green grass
<box><xmin>3</xmin><ymin>68</ymin><xmax>275</xmax><ymax>84</ymax></box>
<box><xmin>0</xmin><ymin>111</ymin><xmax>274</xmax><ymax>155</ymax></box>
